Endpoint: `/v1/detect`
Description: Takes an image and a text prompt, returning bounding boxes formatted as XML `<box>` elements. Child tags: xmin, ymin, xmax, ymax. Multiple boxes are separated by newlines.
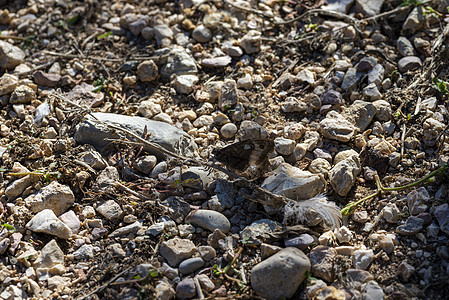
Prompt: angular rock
<box><xmin>59</xmin><ymin>210</ymin><xmax>81</xmax><ymax>234</ymax></box>
<box><xmin>403</xmin><ymin>6</ymin><xmax>425</xmax><ymax>35</ymax></box>
<box><xmin>92</xmin><ymin>166</ymin><xmax>119</xmax><ymax>192</ymax></box>
<box><xmin>9</xmin><ymin>85</ymin><xmax>36</xmax><ymax>104</ymax></box>
<box><xmin>251</xmin><ymin>248</ymin><xmax>311</xmax><ymax>300</ymax></box>
<box><xmin>434</xmin><ymin>203</ymin><xmax>449</xmax><ymax>235</ymax></box>
<box><xmin>26</xmin><ymin>209</ymin><xmax>72</xmax><ymax>239</ymax></box>
<box><xmin>33</xmin><ymin>71</ymin><xmax>60</xmax><ymax>87</ymax></box>
<box><xmin>407</xmin><ymin>187</ymin><xmax>429</xmax><ymax>215</ymax></box>
<box><xmin>0</xmin><ymin>40</ymin><xmax>25</xmax><ymax>69</ymax></box>
<box><xmin>0</xmin><ymin>73</ymin><xmax>18</xmax><ymax>96</ymax></box>
<box><xmin>352</xmin><ymin>249</ymin><xmax>374</xmax><ymax>270</ymax></box>
<box><xmin>341</xmin><ymin>68</ymin><xmax>361</xmax><ymax>91</ymax></box>
<box><xmin>240</xmin><ymin>219</ymin><xmax>282</xmax><ymax>245</ymax></box>
<box><xmin>240</xmin><ymin>30</ymin><xmax>261</xmax><ymax>54</ymax></box>
<box><xmin>24</xmin><ymin>181</ymin><xmax>75</xmax><ymax>216</ymax></box>
<box><xmin>329</xmin><ymin>154</ymin><xmax>361</xmax><ymax>196</ymax></box>
<box><xmin>397</xmin><ymin>36</ymin><xmax>415</xmax><ymax>57</ymax></box>
<box><xmin>74</xmin><ymin>112</ymin><xmax>198</xmax><ymax>159</ymax></box>
<box><xmin>322</xmin><ymin>0</ymin><xmax>354</xmax><ymax>13</ymax></box>
<box><xmin>356</xmin><ymin>0</ymin><xmax>384</xmax><ymax>16</ymax></box>
<box><xmin>173</xmin><ymin>74</ymin><xmax>198</xmax><ymax>94</ymax></box>
<box><xmin>108</xmin><ymin>221</ymin><xmax>142</xmax><ymax>238</ymax></box>
<box><xmin>341</xmin><ymin>100</ymin><xmax>376</xmax><ymax>132</ymax></box>
<box><xmin>261</xmin><ymin>163</ymin><xmax>326</xmax><ymax>200</ymax></box>
<box><xmin>160</xmin><ymin>47</ymin><xmax>198</xmax><ymax>78</ymax></box>
<box><xmin>396</xmin><ymin>216</ymin><xmax>424</xmax><ymax>235</ymax></box>
<box><xmin>137</xmin><ymin>60</ymin><xmax>158</xmax><ymax>82</ymax></box>
<box><xmin>320</xmin><ymin>111</ymin><xmax>356</xmax><ymax>142</ymax></box>
<box><xmin>96</xmin><ymin>200</ymin><xmax>123</xmax><ymax>221</ymax></box>
<box><xmin>160</xmin><ymin>238</ymin><xmax>197</xmax><ymax>266</ymax></box>
<box><xmin>201</xmin><ymin>56</ymin><xmax>232</xmax><ymax>68</ymax></box>
<box><xmin>176</xmin><ymin>278</ymin><xmax>196</xmax><ymax>299</ymax></box>
<box><xmin>33</xmin><ymin>240</ymin><xmax>64</xmax><ymax>269</ymax></box>
<box><xmin>218</xmin><ymin>79</ymin><xmax>238</xmax><ymax>110</ymax></box>
<box><xmin>309</xmin><ymin>246</ymin><xmax>337</xmax><ymax>282</ymax></box>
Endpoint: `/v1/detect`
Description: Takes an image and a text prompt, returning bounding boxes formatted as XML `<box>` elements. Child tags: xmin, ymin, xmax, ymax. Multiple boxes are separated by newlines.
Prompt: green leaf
<box><xmin>66</xmin><ymin>15</ymin><xmax>79</xmax><ymax>27</ymax></box>
<box><xmin>149</xmin><ymin>270</ymin><xmax>158</xmax><ymax>278</ymax></box>
<box><xmin>1</xmin><ymin>223</ymin><xmax>15</xmax><ymax>233</ymax></box>
<box><xmin>97</xmin><ymin>31</ymin><xmax>112</xmax><ymax>39</ymax></box>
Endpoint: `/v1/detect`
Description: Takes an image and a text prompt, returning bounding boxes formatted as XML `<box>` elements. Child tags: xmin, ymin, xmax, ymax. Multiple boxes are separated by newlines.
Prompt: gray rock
<box><xmin>73</xmin><ymin>244</ymin><xmax>95</xmax><ymax>260</ymax></box>
<box><xmin>342</xmin><ymin>100</ymin><xmax>376</xmax><ymax>132</ymax></box>
<box><xmin>158</xmin><ymin>262</ymin><xmax>179</xmax><ymax>280</ymax></box>
<box><xmin>129</xmin><ymin>18</ymin><xmax>146</xmax><ymax>36</ymax></box>
<box><xmin>397</xmin><ymin>36</ymin><xmax>415</xmax><ymax>56</ymax></box>
<box><xmin>308</xmin><ymin>158</ymin><xmax>332</xmax><ymax>176</ymax></box>
<box><xmin>281</xmin><ymin>97</ymin><xmax>308</xmax><ymax>113</ymax></box>
<box><xmin>0</xmin><ymin>40</ymin><xmax>25</xmax><ymax>69</ymax></box>
<box><xmin>240</xmin><ymin>30</ymin><xmax>261</xmax><ymax>54</ymax></box>
<box><xmin>160</xmin><ymin>48</ymin><xmax>198</xmax><ymax>78</ymax></box>
<box><xmin>74</xmin><ymin>112</ymin><xmax>198</xmax><ymax>159</ymax></box>
<box><xmin>296</xmin><ymin>69</ymin><xmax>315</xmax><ymax>85</ymax></box>
<box><xmin>341</xmin><ymin>68</ymin><xmax>361</xmax><ymax>91</ymax></box>
<box><xmin>192</xmin><ymin>25</ymin><xmax>212</xmax><ymax>42</ymax></box>
<box><xmin>153</xmin><ymin>24</ymin><xmax>173</xmax><ymax>45</ymax></box>
<box><xmin>398</xmin><ymin>261</ymin><xmax>415</xmax><ymax>281</ymax></box>
<box><xmin>151</xmin><ymin>161</ymin><xmax>168</xmax><ymax>178</ymax></box>
<box><xmin>363</xmin><ymin>83</ymin><xmax>382</xmax><ymax>101</ymax></box>
<box><xmin>161</xmin><ymin>196</ymin><xmax>190</xmax><ymax>224</ymax></box>
<box><xmin>398</xmin><ymin>56</ymin><xmax>422</xmax><ymax>73</ymax></box>
<box><xmin>176</xmin><ymin>278</ymin><xmax>196</xmax><ymax>299</ymax></box>
<box><xmin>26</xmin><ymin>209</ymin><xmax>72</xmax><ymax>239</ymax></box>
<box><xmin>59</xmin><ymin>210</ymin><xmax>80</xmax><ymax>234</ymax></box>
<box><xmin>357</xmin><ymin>57</ymin><xmax>377</xmax><ymax>73</ymax></box>
<box><xmin>356</xmin><ymin>0</ymin><xmax>384</xmax><ymax>16</ymax></box>
<box><xmin>352</xmin><ymin>249</ymin><xmax>374</xmax><ymax>270</ymax></box>
<box><xmin>181</xmin><ymin>166</ymin><xmax>214</xmax><ymax>190</ymax></box>
<box><xmin>108</xmin><ymin>221</ymin><xmax>142</xmax><ymax>237</ymax></box>
<box><xmin>368</xmin><ymin>64</ymin><xmax>385</xmax><ymax>86</ymax></box>
<box><xmin>173</xmin><ymin>74</ymin><xmax>198</xmax><ymax>94</ymax></box>
<box><xmin>361</xmin><ymin>280</ymin><xmax>384</xmax><ymax>300</ymax></box>
<box><xmin>0</xmin><ymin>73</ymin><xmax>18</xmax><ymax>96</ymax></box>
<box><xmin>310</xmin><ymin>246</ymin><xmax>337</xmax><ymax>282</ymax></box>
<box><xmin>434</xmin><ymin>203</ymin><xmax>449</xmax><ymax>235</ymax></box>
<box><xmin>320</xmin><ymin>90</ymin><xmax>343</xmax><ymax>107</ymax></box>
<box><xmin>218</xmin><ymin>79</ymin><xmax>238</xmax><ymax>110</ymax></box>
<box><xmin>322</xmin><ymin>0</ymin><xmax>354</xmax><ymax>13</ymax></box>
<box><xmin>373</xmin><ymin>100</ymin><xmax>392</xmax><ymax>122</ymax></box>
<box><xmin>220</xmin><ymin>123</ymin><xmax>238</xmax><ymax>138</ymax></box>
<box><xmin>313</xmin><ymin>149</ymin><xmax>332</xmax><ymax>162</ymax></box>
<box><xmin>96</xmin><ymin>200</ymin><xmax>123</xmax><ymax>221</ymax></box>
<box><xmin>141</xmin><ymin>27</ymin><xmax>154</xmax><ymax>40</ymax></box>
<box><xmin>320</xmin><ymin>111</ymin><xmax>356</xmax><ymax>142</ymax></box>
<box><xmin>185</xmin><ymin>209</ymin><xmax>231</xmax><ymax>233</ymax></box>
<box><xmin>93</xmin><ymin>166</ymin><xmax>119</xmax><ymax>192</ymax></box>
<box><xmin>407</xmin><ymin>187</ymin><xmax>429</xmax><ymax>215</ymax></box>
<box><xmin>160</xmin><ymin>238</ymin><xmax>197</xmax><ymax>266</ymax></box>
<box><xmin>240</xmin><ymin>219</ymin><xmax>282</xmax><ymax>245</ymax></box>
<box><xmin>238</xmin><ymin>120</ymin><xmax>268</xmax><ymax>140</ymax></box>
<box><xmin>329</xmin><ymin>154</ymin><xmax>361</xmax><ymax>196</ymax></box>
<box><xmin>0</xmin><ymin>238</ymin><xmax>10</xmax><ymax>255</ymax></box>
<box><xmin>346</xmin><ymin>269</ymin><xmax>374</xmax><ymax>285</ymax></box>
<box><xmin>33</xmin><ymin>239</ymin><xmax>64</xmax><ymax>269</ymax></box>
<box><xmin>137</xmin><ymin>60</ymin><xmax>158</xmax><ymax>82</ymax></box>
<box><xmin>403</xmin><ymin>6</ymin><xmax>425</xmax><ymax>35</ymax></box>
<box><xmin>179</xmin><ymin>257</ymin><xmax>204</xmax><ymax>274</ymax></box>
<box><xmin>196</xmin><ymin>274</ymin><xmax>215</xmax><ymax>291</ymax></box>
<box><xmin>9</xmin><ymin>85</ymin><xmax>36</xmax><ymax>104</ymax></box>
<box><xmin>237</xmin><ymin>73</ymin><xmax>253</xmax><ymax>90</ymax></box>
<box><xmin>201</xmin><ymin>56</ymin><xmax>232</xmax><ymax>68</ymax></box>
<box><xmin>78</xmin><ymin>149</ymin><xmax>107</xmax><ymax>170</ymax></box>
<box><xmin>396</xmin><ymin>216</ymin><xmax>424</xmax><ymax>235</ymax></box>
<box><xmin>382</xmin><ymin>203</ymin><xmax>400</xmax><ymax>223</ymax></box>
<box><xmin>33</xmin><ymin>70</ymin><xmax>60</xmax><ymax>87</ymax></box>
<box><xmin>227</xmin><ymin>45</ymin><xmax>243</xmax><ymax>57</ymax></box>
<box><xmin>24</xmin><ymin>181</ymin><xmax>75</xmax><ymax>216</ymax></box>
<box><xmin>261</xmin><ymin>163</ymin><xmax>326</xmax><ymax>200</ymax></box>
<box><xmin>134</xmin><ymin>155</ymin><xmax>157</xmax><ymax>174</ymax></box>
<box><xmin>251</xmin><ymin>248</ymin><xmax>311</xmax><ymax>300</ymax></box>
<box><xmin>274</xmin><ymin>137</ymin><xmax>296</xmax><ymax>155</ymax></box>
<box><xmin>155</xmin><ymin>281</ymin><xmax>175</xmax><ymax>300</ymax></box>
<box><xmin>198</xmin><ymin>245</ymin><xmax>216</xmax><ymax>261</ymax></box>
<box><xmin>285</xmin><ymin>234</ymin><xmax>315</xmax><ymax>250</ymax></box>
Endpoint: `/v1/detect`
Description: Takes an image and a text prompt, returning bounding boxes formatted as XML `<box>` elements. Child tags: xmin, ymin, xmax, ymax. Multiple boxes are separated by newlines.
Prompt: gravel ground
<box><xmin>0</xmin><ymin>0</ymin><xmax>449</xmax><ymax>299</ymax></box>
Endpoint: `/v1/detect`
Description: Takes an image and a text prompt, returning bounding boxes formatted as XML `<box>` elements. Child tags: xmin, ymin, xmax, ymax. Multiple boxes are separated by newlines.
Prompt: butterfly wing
<box><xmin>213</xmin><ymin>139</ymin><xmax>274</xmax><ymax>178</ymax></box>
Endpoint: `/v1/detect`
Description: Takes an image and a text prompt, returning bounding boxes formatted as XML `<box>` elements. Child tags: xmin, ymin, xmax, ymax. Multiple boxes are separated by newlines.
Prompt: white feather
<box><xmin>282</xmin><ymin>194</ymin><xmax>342</xmax><ymax>229</ymax></box>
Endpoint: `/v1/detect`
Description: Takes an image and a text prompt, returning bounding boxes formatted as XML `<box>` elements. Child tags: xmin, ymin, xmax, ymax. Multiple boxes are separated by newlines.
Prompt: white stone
<box><xmin>24</xmin><ymin>181</ymin><xmax>75</xmax><ymax>216</ymax></box>
<box><xmin>26</xmin><ymin>209</ymin><xmax>72</xmax><ymax>239</ymax></box>
<box><xmin>352</xmin><ymin>249</ymin><xmax>374</xmax><ymax>270</ymax></box>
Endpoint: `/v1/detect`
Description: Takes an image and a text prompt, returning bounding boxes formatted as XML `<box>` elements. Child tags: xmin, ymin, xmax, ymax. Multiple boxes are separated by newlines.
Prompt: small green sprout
<box><xmin>433</xmin><ymin>78</ymin><xmax>449</xmax><ymax>94</ymax></box>
<box><xmin>1</xmin><ymin>223</ymin><xmax>15</xmax><ymax>233</ymax></box>
<box><xmin>97</xmin><ymin>31</ymin><xmax>112</xmax><ymax>39</ymax></box>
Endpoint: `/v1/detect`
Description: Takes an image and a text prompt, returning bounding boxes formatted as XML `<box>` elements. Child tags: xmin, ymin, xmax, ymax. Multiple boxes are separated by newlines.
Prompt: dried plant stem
<box><xmin>341</xmin><ymin>164</ymin><xmax>448</xmax><ymax>216</ymax></box>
